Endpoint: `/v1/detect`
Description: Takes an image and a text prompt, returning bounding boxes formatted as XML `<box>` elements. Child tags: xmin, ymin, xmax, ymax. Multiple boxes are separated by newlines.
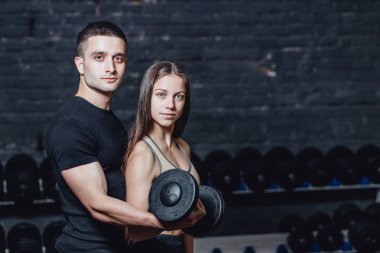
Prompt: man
<box><xmin>45</xmin><ymin>21</ymin><xmax>205</xmax><ymax>253</ymax></box>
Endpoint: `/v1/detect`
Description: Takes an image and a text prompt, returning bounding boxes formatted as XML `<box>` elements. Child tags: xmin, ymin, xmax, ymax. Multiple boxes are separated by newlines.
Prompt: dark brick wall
<box><xmin>1</xmin><ymin>0</ymin><xmax>380</xmax><ymax>163</ymax></box>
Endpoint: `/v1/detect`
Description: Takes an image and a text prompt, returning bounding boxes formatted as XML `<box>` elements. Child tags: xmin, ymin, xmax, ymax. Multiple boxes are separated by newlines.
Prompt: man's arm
<box><xmin>61</xmin><ymin>161</ymin><xmax>163</xmax><ymax>229</ymax></box>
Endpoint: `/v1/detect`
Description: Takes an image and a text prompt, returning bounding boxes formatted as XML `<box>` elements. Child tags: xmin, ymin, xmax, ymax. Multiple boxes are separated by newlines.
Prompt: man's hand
<box><xmin>163</xmin><ymin>199</ymin><xmax>206</xmax><ymax>231</ymax></box>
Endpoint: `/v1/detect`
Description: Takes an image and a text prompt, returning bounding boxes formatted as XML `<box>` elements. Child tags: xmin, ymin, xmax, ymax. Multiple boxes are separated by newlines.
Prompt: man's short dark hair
<box><xmin>76</xmin><ymin>21</ymin><xmax>128</xmax><ymax>56</ymax></box>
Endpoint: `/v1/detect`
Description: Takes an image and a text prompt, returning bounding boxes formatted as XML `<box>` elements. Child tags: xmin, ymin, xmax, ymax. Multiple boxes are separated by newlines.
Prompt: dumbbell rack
<box><xmin>194</xmin><ymin>233</ymin><xmax>359</xmax><ymax>253</ymax></box>
<box><xmin>193</xmin><ymin>184</ymin><xmax>380</xmax><ymax>253</ymax></box>
<box><xmin>0</xmin><ymin>185</ymin><xmax>64</xmax><ymax>253</ymax></box>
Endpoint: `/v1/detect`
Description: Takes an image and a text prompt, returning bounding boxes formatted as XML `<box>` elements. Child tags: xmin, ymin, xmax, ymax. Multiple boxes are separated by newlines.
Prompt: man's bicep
<box><xmin>61</xmin><ymin>162</ymin><xmax>107</xmax><ymax>208</ymax></box>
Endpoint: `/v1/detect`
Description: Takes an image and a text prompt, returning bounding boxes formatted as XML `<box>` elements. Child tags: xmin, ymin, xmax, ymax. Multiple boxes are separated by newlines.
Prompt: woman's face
<box><xmin>150</xmin><ymin>74</ymin><xmax>186</xmax><ymax>129</ymax></box>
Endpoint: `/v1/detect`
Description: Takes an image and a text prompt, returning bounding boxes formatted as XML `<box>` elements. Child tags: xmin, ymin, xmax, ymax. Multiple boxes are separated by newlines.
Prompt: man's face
<box><xmin>75</xmin><ymin>35</ymin><xmax>127</xmax><ymax>94</ymax></box>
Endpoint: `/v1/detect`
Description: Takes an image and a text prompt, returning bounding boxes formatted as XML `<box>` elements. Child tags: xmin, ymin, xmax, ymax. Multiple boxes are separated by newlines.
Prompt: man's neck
<box><xmin>76</xmin><ymin>79</ymin><xmax>113</xmax><ymax>110</ymax></box>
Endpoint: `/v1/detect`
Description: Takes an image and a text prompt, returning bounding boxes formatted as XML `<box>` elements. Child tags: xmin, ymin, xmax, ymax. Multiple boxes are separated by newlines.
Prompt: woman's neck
<box><xmin>148</xmin><ymin>125</ymin><xmax>175</xmax><ymax>150</ymax></box>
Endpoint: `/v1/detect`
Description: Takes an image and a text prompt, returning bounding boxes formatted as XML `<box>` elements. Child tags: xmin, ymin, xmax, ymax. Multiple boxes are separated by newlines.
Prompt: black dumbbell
<box><xmin>297</xmin><ymin>147</ymin><xmax>334</xmax><ymax>187</ymax></box>
<box><xmin>43</xmin><ymin>220</ymin><xmax>65</xmax><ymax>253</ymax></box>
<box><xmin>265</xmin><ymin>146</ymin><xmax>302</xmax><ymax>190</ymax></box>
<box><xmin>333</xmin><ymin>202</ymin><xmax>366</xmax><ymax>229</ymax></box>
<box><xmin>348</xmin><ymin>219</ymin><xmax>380</xmax><ymax>252</ymax></box>
<box><xmin>204</xmin><ymin>150</ymin><xmax>240</xmax><ymax>194</ymax></box>
<box><xmin>279</xmin><ymin>213</ymin><xmax>317</xmax><ymax>252</ymax></box>
<box><xmin>8</xmin><ymin>222</ymin><xmax>42</xmax><ymax>253</ymax></box>
<box><xmin>287</xmin><ymin>227</ymin><xmax>315</xmax><ymax>253</ymax></box>
<box><xmin>39</xmin><ymin>157</ymin><xmax>59</xmax><ymax>200</ymax></box>
<box><xmin>305</xmin><ymin>211</ymin><xmax>344</xmax><ymax>251</ymax></box>
<box><xmin>316</xmin><ymin>224</ymin><xmax>344</xmax><ymax>252</ymax></box>
<box><xmin>326</xmin><ymin>145</ymin><xmax>363</xmax><ymax>185</ymax></box>
<box><xmin>356</xmin><ymin>144</ymin><xmax>380</xmax><ymax>183</ymax></box>
<box><xmin>235</xmin><ymin>147</ymin><xmax>272</xmax><ymax>192</ymax></box>
<box><xmin>149</xmin><ymin>169</ymin><xmax>224</xmax><ymax>237</ymax></box>
<box><xmin>5</xmin><ymin>154</ymin><xmax>40</xmax><ymax>206</ymax></box>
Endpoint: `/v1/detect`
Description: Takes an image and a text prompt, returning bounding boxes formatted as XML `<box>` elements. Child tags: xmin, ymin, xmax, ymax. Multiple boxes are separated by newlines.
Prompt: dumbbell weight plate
<box><xmin>184</xmin><ymin>185</ymin><xmax>225</xmax><ymax>237</ymax></box>
<box><xmin>149</xmin><ymin>169</ymin><xmax>198</xmax><ymax>222</ymax></box>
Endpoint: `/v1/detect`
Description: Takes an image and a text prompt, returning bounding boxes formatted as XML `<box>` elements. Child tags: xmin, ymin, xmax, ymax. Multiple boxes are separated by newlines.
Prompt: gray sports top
<box><xmin>142</xmin><ymin>136</ymin><xmax>194</xmax><ymax>174</ymax></box>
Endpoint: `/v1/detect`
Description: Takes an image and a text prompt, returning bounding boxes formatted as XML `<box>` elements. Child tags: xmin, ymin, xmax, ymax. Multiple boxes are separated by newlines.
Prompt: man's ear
<box><xmin>74</xmin><ymin>56</ymin><xmax>84</xmax><ymax>75</ymax></box>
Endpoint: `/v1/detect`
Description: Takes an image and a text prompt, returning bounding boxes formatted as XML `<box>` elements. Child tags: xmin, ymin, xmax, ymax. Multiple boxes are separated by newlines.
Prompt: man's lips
<box><xmin>102</xmin><ymin>77</ymin><xmax>117</xmax><ymax>82</ymax></box>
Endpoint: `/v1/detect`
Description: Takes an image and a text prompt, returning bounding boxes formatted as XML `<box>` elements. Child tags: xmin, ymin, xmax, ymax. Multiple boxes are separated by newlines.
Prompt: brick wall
<box><xmin>1</xmin><ymin>0</ymin><xmax>380</xmax><ymax>163</ymax></box>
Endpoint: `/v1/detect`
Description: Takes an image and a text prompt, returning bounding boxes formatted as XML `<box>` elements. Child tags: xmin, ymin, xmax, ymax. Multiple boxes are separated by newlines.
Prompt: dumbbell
<box><xmin>149</xmin><ymin>169</ymin><xmax>224</xmax><ymax>237</ymax></box>
<box><xmin>317</xmin><ymin>225</ymin><xmax>344</xmax><ymax>251</ymax></box>
<box><xmin>39</xmin><ymin>157</ymin><xmax>59</xmax><ymax>200</ymax></box>
<box><xmin>333</xmin><ymin>202</ymin><xmax>366</xmax><ymax>229</ymax></box>
<box><xmin>204</xmin><ymin>150</ymin><xmax>241</xmax><ymax>194</ymax></box>
<box><xmin>286</xmin><ymin>227</ymin><xmax>315</xmax><ymax>253</ymax></box>
<box><xmin>316</xmin><ymin>224</ymin><xmax>344</xmax><ymax>251</ymax></box>
<box><xmin>235</xmin><ymin>147</ymin><xmax>272</xmax><ymax>192</ymax></box>
<box><xmin>8</xmin><ymin>222</ymin><xmax>42</xmax><ymax>253</ymax></box>
<box><xmin>306</xmin><ymin>211</ymin><xmax>344</xmax><ymax>251</ymax></box>
<box><xmin>356</xmin><ymin>144</ymin><xmax>380</xmax><ymax>183</ymax></box>
<box><xmin>265</xmin><ymin>146</ymin><xmax>302</xmax><ymax>190</ymax></box>
<box><xmin>43</xmin><ymin>220</ymin><xmax>65</xmax><ymax>253</ymax></box>
<box><xmin>277</xmin><ymin>214</ymin><xmax>315</xmax><ymax>253</ymax></box>
<box><xmin>5</xmin><ymin>153</ymin><xmax>40</xmax><ymax>206</ymax></box>
<box><xmin>297</xmin><ymin>147</ymin><xmax>334</xmax><ymax>186</ymax></box>
<box><xmin>348</xmin><ymin>219</ymin><xmax>380</xmax><ymax>252</ymax></box>
<box><xmin>326</xmin><ymin>145</ymin><xmax>363</xmax><ymax>185</ymax></box>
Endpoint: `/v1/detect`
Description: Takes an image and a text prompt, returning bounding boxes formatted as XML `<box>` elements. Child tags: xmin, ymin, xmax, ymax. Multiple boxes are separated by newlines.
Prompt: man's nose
<box><xmin>105</xmin><ymin>58</ymin><xmax>115</xmax><ymax>73</ymax></box>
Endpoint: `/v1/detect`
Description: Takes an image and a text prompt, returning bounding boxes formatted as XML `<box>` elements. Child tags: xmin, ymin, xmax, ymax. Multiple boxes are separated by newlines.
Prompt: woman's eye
<box><xmin>157</xmin><ymin>92</ymin><xmax>165</xmax><ymax>97</ymax></box>
<box><xmin>176</xmin><ymin>94</ymin><xmax>185</xmax><ymax>100</ymax></box>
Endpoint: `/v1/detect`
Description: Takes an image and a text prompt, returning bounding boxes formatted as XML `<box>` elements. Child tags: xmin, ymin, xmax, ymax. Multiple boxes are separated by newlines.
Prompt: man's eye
<box><xmin>95</xmin><ymin>55</ymin><xmax>103</xmax><ymax>61</ymax></box>
<box><xmin>114</xmin><ymin>56</ymin><xmax>125</xmax><ymax>63</ymax></box>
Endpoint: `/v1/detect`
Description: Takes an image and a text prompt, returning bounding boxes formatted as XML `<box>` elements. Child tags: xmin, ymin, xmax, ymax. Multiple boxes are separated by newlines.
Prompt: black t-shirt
<box><xmin>45</xmin><ymin>96</ymin><xmax>127</xmax><ymax>252</ymax></box>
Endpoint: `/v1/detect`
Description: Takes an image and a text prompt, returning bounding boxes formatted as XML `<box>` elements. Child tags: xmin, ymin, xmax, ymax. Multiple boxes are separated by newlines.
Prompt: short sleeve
<box><xmin>45</xmin><ymin>119</ymin><xmax>98</xmax><ymax>171</ymax></box>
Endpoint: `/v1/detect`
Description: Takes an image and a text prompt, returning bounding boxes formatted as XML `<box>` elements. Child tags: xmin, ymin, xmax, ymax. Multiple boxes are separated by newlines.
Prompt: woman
<box><xmin>124</xmin><ymin>61</ymin><xmax>202</xmax><ymax>253</ymax></box>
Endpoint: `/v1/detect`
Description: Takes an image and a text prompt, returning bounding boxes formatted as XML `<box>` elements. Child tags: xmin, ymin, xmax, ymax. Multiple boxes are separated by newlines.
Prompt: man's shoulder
<box><xmin>46</xmin><ymin>98</ymin><xmax>95</xmax><ymax>141</ymax></box>
<box><xmin>50</xmin><ymin>97</ymin><xmax>97</xmax><ymax>127</ymax></box>
<box><xmin>54</xmin><ymin>96</ymin><xmax>87</xmax><ymax>117</ymax></box>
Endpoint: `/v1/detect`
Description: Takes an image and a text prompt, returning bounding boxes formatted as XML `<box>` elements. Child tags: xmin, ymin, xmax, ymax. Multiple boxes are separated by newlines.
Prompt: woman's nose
<box><xmin>166</xmin><ymin>98</ymin><xmax>174</xmax><ymax>109</ymax></box>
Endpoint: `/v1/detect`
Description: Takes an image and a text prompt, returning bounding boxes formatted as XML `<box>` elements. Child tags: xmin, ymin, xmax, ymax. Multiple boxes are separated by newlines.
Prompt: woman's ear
<box><xmin>74</xmin><ymin>56</ymin><xmax>84</xmax><ymax>75</ymax></box>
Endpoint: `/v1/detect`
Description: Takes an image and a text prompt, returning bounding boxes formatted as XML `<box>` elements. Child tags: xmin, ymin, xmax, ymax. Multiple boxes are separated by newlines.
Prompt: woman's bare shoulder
<box><xmin>126</xmin><ymin>140</ymin><xmax>155</xmax><ymax>172</ymax></box>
